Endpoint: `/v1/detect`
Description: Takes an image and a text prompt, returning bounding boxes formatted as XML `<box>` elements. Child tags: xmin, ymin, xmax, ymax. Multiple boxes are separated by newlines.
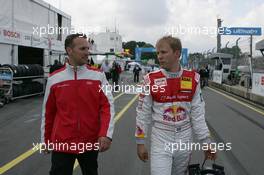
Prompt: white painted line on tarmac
<box><xmin>208</xmin><ymin>87</ymin><xmax>264</xmax><ymax>116</ymax></box>
<box><xmin>24</xmin><ymin>118</ymin><xmax>39</xmax><ymax>123</ymax></box>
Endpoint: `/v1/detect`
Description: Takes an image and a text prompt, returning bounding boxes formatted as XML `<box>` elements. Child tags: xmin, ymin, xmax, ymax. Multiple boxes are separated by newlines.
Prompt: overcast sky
<box><xmin>44</xmin><ymin>0</ymin><xmax>264</xmax><ymax>55</ymax></box>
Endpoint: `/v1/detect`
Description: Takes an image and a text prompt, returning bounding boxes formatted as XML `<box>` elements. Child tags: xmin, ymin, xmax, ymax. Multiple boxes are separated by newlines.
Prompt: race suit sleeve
<box><xmin>41</xmin><ymin>78</ymin><xmax>57</xmax><ymax>144</ymax></box>
<box><xmin>190</xmin><ymin>73</ymin><xmax>211</xmax><ymax>144</ymax></box>
<box><xmin>99</xmin><ymin>73</ymin><xmax>115</xmax><ymax>139</ymax></box>
<box><xmin>135</xmin><ymin>75</ymin><xmax>153</xmax><ymax>144</ymax></box>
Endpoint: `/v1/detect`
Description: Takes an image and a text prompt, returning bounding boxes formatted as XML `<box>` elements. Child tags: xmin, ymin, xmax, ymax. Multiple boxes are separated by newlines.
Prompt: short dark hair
<box><xmin>64</xmin><ymin>33</ymin><xmax>87</xmax><ymax>53</ymax></box>
<box><xmin>156</xmin><ymin>35</ymin><xmax>182</xmax><ymax>55</ymax></box>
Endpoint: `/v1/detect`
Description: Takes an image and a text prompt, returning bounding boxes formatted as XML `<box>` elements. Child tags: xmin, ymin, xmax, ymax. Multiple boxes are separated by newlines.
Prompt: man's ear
<box><xmin>174</xmin><ymin>49</ymin><xmax>181</xmax><ymax>59</ymax></box>
<box><xmin>66</xmin><ymin>47</ymin><xmax>72</xmax><ymax>55</ymax></box>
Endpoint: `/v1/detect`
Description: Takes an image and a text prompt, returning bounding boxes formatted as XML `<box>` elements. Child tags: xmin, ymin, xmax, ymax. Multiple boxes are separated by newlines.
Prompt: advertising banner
<box><xmin>213</xmin><ymin>70</ymin><xmax>222</xmax><ymax>84</ymax></box>
<box><xmin>252</xmin><ymin>73</ymin><xmax>264</xmax><ymax>96</ymax></box>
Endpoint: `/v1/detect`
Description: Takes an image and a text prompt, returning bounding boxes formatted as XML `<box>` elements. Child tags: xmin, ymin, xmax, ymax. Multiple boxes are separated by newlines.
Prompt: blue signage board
<box><xmin>135</xmin><ymin>47</ymin><xmax>157</xmax><ymax>61</ymax></box>
<box><xmin>220</xmin><ymin>27</ymin><xmax>262</xmax><ymax>36</ymax></box>
<box><xmin>181</xmin><ymin>48</ymin><xmax>188</xmax><ymax>67</ymax></box>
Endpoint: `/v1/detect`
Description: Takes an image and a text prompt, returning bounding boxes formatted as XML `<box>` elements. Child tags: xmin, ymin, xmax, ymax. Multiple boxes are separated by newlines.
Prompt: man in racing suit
<box><xmin>135</xmin><ymin>36</ymin><xmax>216</xmax><ymax>175</ymax></box>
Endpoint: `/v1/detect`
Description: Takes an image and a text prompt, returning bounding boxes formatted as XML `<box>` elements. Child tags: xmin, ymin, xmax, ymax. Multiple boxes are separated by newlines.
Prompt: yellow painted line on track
<box><xmin>74</xmin><ymin>94</ymin><xmax>139</xmax><ymax>170</ymax></box>
<box><xmin>208</xmin><ymin>87</ymin><xmax>264</xmax><ymax>116</ymax></box>
<box><xmin>114</xmin><ymin>94</ymin><xmax>139</xmax><ymax>122</ymax></box>
<box><xmin>0</xmin><ymin>148</ymin><xmax>38</xmax><ymax>174</ymax></box>
<box><xmin>73</xmin><ymin>160</ymin><xmax>79</xmax><ymax>170</ymax></box>
<box><xmin>114</xmin><ymin>92</ymin><xmax>124</xmax><ymax>100</ymax></box>
<box><xmin>0</xmin><ymin>93</ymin><xmax>126</xmax><ymax>174</ymax></box>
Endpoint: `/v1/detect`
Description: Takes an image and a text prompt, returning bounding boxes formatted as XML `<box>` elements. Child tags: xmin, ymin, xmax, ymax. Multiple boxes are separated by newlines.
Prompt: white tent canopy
<box><xmin>127</xmin><ymin>61</ymin><xmax>141</xmax><ymax>66</ymax></box>
<box><xmin>256</xmin><ymin>39</ymin><xmax>264</xmax><ymax>50</ymax></box>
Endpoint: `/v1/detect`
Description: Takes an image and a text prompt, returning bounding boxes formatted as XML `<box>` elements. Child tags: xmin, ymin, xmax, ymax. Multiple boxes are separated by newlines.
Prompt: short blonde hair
<box><xmin>156</xmin><ymin>35</ymin><xmax>182</xmax><ymax>55</ymax></box>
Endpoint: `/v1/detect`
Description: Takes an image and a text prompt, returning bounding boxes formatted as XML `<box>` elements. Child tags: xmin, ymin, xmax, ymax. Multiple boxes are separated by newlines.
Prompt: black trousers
<box><xmin>134</xmin><ymin>73</ymin><xmax>139</xmax><ymax>83</ymax></box>
<box><xmin>104</xmin><ymin>72</ymin><xmax>111</xmax><ymax>81</ymax></box>
<box><xmin>50</xmin><ymin>151</ymin><xmax>98</xmax><ymax>175</ymax></box>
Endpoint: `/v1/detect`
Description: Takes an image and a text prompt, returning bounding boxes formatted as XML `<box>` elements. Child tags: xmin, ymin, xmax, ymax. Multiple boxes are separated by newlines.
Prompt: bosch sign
<box><xmin>3</xmin><ymin>30</ymin><xmax>21</xmax><ymax>39</ymax></box>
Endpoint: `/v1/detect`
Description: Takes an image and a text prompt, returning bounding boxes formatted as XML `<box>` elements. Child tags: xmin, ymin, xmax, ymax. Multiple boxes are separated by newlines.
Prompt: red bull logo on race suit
<box><xmin>163</xmin><ymin>105</ymin><xmax>187</xmax><ymax>122</ymax></box>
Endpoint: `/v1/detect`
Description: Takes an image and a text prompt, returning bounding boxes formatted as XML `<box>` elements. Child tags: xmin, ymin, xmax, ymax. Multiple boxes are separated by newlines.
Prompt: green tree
<box><xmin>123</xmin><ymin>41</ymin><xmax>157</xmax><ymax>60</ymax></box>
<box><xmin>123</xmin><ymin>41</ymin><xmax>137</xmax><ymax>59</ymax></box>
<box><xmin>189</xmin><ymin>52</ymin><xmax>205</xmax><ymax>69</ymax></box>
<box><xmin>137</xmin><ymin>41</ymin><xmax>146</xmax><ymax>47</ymax></box>
<box><xmin>220</xmin><ymin>46</ymin><xmax>241</xmax><ymax>58</ymax></box>
<box><xmin>141</xmin><ymin>43</ymin><xmax>157</xmax><ymax>61</ymax></box>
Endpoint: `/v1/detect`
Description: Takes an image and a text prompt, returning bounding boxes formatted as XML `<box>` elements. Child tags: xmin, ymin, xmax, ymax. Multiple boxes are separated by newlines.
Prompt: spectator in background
<box><xmin>151</xmin><ymin>65</ymin><xmax>154</xmax><ymax>72</ymax></box>
<box><xmin>133</xmin><ymin>65</ymin><xmax>141</xmax><ymax>83</ymax></box>
<box><xmin>205</xmin><ymin>65</ymin><xmax>210</xmax><ymax>86</ymax></box>
<box><xmin>111</xmin><ymin>61</ymin><xmax>121</xmax><ymax>91</ymax></box>
<box><xmin>49</xmin><ymin>59</ymin><xmax>63</xmax><ymax>74</ymax></box>
<box><xmin>100</xmin><ymin>60</ymin><xmax>111</xmax><ymax>81</ymax></box>
<box><xmin>90</xmin><ymin>57</ymin><xmax>95</xmax><ymax>66</ymax></box>
<box><xmin>87</xmin><ymin>58</ymin><xmax>95</xmax><ymax>67</ymax></box>
<box><xmin>199</xmin><ymin>67</ymin><xmax>206</xmax><ymax>88</ymax></box>
<box><xmin>88</xmin><ymin>38</ymin><xmax>96</xmax><ymax>51</ymax></box>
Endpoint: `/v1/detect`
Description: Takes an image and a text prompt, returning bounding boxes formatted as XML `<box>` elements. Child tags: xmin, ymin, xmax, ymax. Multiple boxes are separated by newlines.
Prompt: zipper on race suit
<box><xmin>73</xmin><ymin>67</ymin><xmax>80</xmax><ymax>131</ymax></box>
<box><xmin>74</xmin><ymin>67</ymin><xmax>77</xmax><ymax>80</ymax></box>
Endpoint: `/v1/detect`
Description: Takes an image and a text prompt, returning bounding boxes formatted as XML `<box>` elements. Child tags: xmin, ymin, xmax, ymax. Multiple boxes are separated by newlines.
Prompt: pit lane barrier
<box><xmin>208</xmin><ymin>81</ymin><xmax>264</xmax><ymax>107</ymax></box>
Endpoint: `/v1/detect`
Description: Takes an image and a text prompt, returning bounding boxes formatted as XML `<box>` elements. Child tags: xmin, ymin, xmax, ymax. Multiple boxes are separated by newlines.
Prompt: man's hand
<box><xmin>204</xmin><ymin>148</ymin><xmax>217</xmax><ymax>160</ymax></box>
<box><xmin>40</xmin><ymin>144</ymin><xmax>51</xmax><ymax>154</ymax></box>
<box><xmin>43</xmin><ymin>148</ymin><xmax>51</xmax><ymax>154</ymax></box>
<box><xmin>137</xmin><ymin>144</ymin><xmax>148</xmax><ymax>162</ymax></box>
<box><xmin>98</xmin><ymin>137</ymin><xmax>112</xmax><ymax>152</ymax></box>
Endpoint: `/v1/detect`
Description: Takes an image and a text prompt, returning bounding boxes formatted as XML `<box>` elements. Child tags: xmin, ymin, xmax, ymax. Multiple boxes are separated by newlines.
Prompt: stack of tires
<box><xmin>1</xmin><ymin>64</ymin><xmax>44</xmax><ymax>77</ymax></box>
<box><xmin>1</xmin><ymin>64</ymin><xmax>44</xmax><ymax>97</ymax></box>
<box><xmin>12</xmin><ymin>81</ymin><xmax>43</xmax><ymax>97</ymax></box>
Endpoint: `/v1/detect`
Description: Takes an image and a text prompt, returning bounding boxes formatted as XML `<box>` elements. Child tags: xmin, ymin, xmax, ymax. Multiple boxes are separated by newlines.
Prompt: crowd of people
<box><xmin>100</xmin><ymin>60</ymin><xmax>122</xmax><ymax>90</ymax></box>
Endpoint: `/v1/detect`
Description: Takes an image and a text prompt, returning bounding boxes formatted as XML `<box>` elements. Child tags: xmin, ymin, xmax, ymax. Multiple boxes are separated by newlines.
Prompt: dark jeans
<box><xmin>200</xmin><ymin>77</ymin><xmax>206</xmax><ymax>88</ymax></box>
<box><xmin>134</xmin><ymin>73</ymin><xmax>139</xmax><ymax>83</ymax></box>
<box><xmin>50</xmin><ymin>151</ymin><xmax>98</xmax><ymax>175</ymax></box>
<box><xmin>104</xmin><ymin>72</ymin><xmax>111</xmax><ymax>81</ymax></box>
<box><xmin>112</xmin><ymin>78</ymin><xmax>119</xmax><ymax>91</ymax></box>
